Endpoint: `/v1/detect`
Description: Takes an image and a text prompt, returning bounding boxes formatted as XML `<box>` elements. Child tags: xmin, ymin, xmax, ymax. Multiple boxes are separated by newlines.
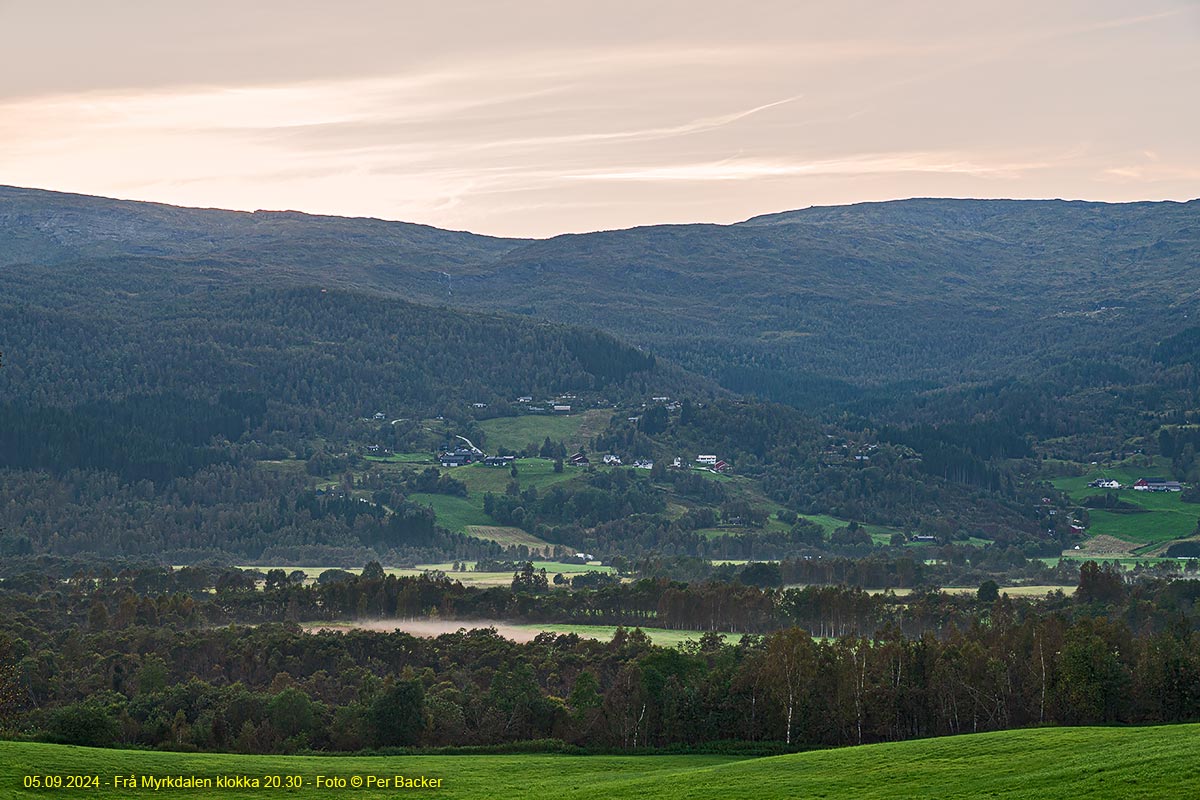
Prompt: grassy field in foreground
<box><xmin>3</xmin><ymin>724</ymin><xmax>1200</xmax><ymax>798</ymax></box>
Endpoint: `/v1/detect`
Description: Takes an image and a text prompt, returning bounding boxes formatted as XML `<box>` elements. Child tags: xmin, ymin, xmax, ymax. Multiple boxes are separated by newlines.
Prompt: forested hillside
<box><xmin>0</xmin><ymin>281</ymin><xmax>675</xmax><ymax>419</ymax></box>
<box><xmin>2</xmin><ymin>187</ymin><xmax>1199</xmax><ymax>564</ymax></box>
<box><xmin>0</xmin><ymin>265</ymin><xmax>696</xmax><ymax>562</ymax></box>
<box><xmin>4</xmin><ymin>187</ymin><xmax>1197</xmax><ymax>441</ymax></box>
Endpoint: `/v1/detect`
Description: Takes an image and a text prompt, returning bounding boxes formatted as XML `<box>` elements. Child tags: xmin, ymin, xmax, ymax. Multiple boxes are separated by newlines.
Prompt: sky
<box><xmin>1</xmin><ymin>0</ymin><xmax>1197</xmax><ymax>238</ymax></box>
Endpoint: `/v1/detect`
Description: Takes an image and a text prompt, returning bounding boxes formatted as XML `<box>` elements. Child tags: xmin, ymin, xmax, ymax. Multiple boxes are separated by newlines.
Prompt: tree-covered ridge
<box><xmin>5</xmin><ymin>187</ymin><xmax>1197</xmax><ymax>450</ymax></box>
<box><xmin>0</xmin><ymin>271</ymin><xmax>699</xmax><ymax>562</ymax></box>
<box><xmin>592</xmin><ymin>399</ymin><xmax>1054</xmax><ymax>551</ymax></box>
<box><xmin>2</xmin><ymin>562</ymin><xmax>1200</xmax><ymax>753</ymax></box>
<box><xmin>0</xmin><ymin>394</ymin><xmax>253</xmax><ymax>483</ymax></box>
<box><xmin>472</xmin><ymin>198</ymin><xmax>1199</xmax><ymax>380</ymax></box>
<box><xmin>7</xmin><ymin>188</ymin><xmax>1197</xmax><ymax>384</ymax></box>
<box><xmin>2</xmin><ymin>187</ymin><xmax>1198</xmax><ymax>566</ymax></box>
<box><xmin>0</xmin><ymin>283</ymin><xmax>673</xmax><ymax>420</ymax></box>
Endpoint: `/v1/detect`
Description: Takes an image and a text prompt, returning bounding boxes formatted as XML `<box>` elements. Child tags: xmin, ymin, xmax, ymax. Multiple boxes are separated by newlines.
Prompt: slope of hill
<box><xmin>0</xmin><ymin>279</ymin><xmax>684</xmax><ymax>418</ymax></box>
<box><xmin>0</xmin><ymin>251</ymin><xmax>715</xmax><ymax>562</ymax></box>
<box><xmin>469</xmin><ymin>197</ymin><xmax>1200</xmax><ymax>393</ymax></box>
<box><xmin>4</xmin><ymin>186</ymin><xmax>1196</xmax><ymax>413</ymax></box>
<box><xmin>0</xmin><ymin>185</ymin><xmax>523</xmax><ymax>297</ymax></box>
<box><xmin>2</xmin><ymin>724</ymin><xmax>1196</xmax><ymax>799</ymax></box>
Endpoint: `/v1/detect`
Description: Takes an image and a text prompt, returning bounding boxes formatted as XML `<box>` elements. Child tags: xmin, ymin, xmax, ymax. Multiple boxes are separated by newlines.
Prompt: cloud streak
<box><xmin>562</xmin><ymin>154</ymin><xmax>1051</xmax><ymax>182</ymax></box>
<box><xmin>1</xmin><ymin>1</ymin><xmax>1196</xmax><ymax>237</ymax></box>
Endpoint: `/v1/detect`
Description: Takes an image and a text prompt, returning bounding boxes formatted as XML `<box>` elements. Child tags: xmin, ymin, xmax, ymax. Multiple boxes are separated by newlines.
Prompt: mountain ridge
<box><xmin>4</xmin><ymin>184</ymin><xmax>1198</xmax><ymax>411</ymax></box>
<box><xmin>5</xmin><ymin>182</ymin><xmax>1196</xmax><ymax>237</ymax></box>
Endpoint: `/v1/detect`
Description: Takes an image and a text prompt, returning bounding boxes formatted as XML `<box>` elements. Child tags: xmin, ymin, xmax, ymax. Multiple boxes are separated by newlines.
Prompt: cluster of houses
<box><xmin>600</xmin><ymin>454</ymin><xmax>656</xmax><ymax>469</ymax></box>
<box><xmin>508</xmin><ymin>394</ymin><xmax>577</xmax><ymax>414</ymax></box>
<box><xmin>1086</xmin><ymin>477</ymin><xmax>1184</xmax><ymax>493</ymax></box>
<box><xmin>439</xmin><ymin>451</ymin><xmax>520</xmax><ymax>468</ymax></box>
<box><xmin>1134</xmin><ymin>478</ymin><xmax>1183</xmax><ymax>492</ymax></box>
<box><xmin>592</xmin><ymin>454</ymin><xmax>729</xmax><ymax>472</ymax></box>
<box><xmin>820</xmin><ymin>439</ymin><xmax>879</xmax><ymax>466</ymax></box>
<box><xmin>696</xmin><ymin>455</ymin><xmax>731</xmax><ymax>473</ymax></box>
<box><xmin>484</xmin><ymin>455</ymin><xmax>516</xmax><ymax>467</ymax></box>
<box><xmin>437</xmin><ymin>444</ymin><xmax>730</xmax><ymax>475</ymax></box>
<box><xmin>430</xmin><ymin>390</ymin><xmax>736</xmax><ymax>474</ymax></box>
<box><xmin>439</xmin><ymin>448</ymin><xmax>478</xmax><ymax>468</ymax></box>
<box><xmin>441</xmin><ymin>395</ymin><xmax>586</xmax><ymax>415</ymax></box>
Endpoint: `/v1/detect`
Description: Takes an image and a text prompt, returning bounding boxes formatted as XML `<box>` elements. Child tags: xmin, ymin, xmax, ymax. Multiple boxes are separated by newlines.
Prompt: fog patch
<box><xmin>307</xmin><ymin>618</ymin><xmax>544</xmax><ymax>643</ymax></box>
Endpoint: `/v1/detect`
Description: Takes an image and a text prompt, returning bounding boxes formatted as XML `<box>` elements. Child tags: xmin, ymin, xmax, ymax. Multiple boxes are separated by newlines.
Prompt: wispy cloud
<box><xmin>1080</xmin><ymin>7</ymin><xmax>1193</xmax><ymax>33</ymax></box>
<box><xmin>1102</xmin><ymin>164</ymin><xmax>1200</xmax><ymax>182</ymax></box>
<box><xmin>563</xmin><ymin>154</ymin><xmax>1051</xmax><ymax>183</ymax></box>
<box><xmin>2</xmin><ymin>2</ymin><xmax>1196</xmax><ymax>237</ymax></box>
<box><xmin>453</xmin><ymin>96</ymin><xmax>802</xmax><ymax>154</ymax></box>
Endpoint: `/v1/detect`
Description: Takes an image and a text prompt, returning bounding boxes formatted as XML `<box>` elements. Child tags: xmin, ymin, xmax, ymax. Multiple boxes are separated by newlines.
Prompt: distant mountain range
<box><xmin>3</xmin><ymin>185</ymin><xmax>1198</xmax><ymax>414</ymax></box>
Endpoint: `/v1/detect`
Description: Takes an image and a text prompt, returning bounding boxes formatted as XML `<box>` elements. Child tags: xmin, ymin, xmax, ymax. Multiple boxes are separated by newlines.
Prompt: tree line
<box><xmin>3</xmin><ymin>564</ymin><xmax>1200</xmax><ymax>753</ymax></box>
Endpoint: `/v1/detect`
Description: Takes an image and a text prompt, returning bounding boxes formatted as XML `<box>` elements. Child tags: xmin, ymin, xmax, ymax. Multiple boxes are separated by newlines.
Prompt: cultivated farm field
<box><xmin>478</xmin><ymin>409</ymin><xmax>613</xmax><ymax>453</ymax></box>
<box><xmin>238</xmin><ymin>561</ymin><xmax>613</xmax><ymax>588</ymax></box>
<box><xmin>304</xmin><ymin>619</ymin><xmax>739</xmax><ymax>647</ymax></box>
<box><xmin>1053</xmin><ymin>461</ymin><xmax>1199</xmax><ymax>552</ymax></box>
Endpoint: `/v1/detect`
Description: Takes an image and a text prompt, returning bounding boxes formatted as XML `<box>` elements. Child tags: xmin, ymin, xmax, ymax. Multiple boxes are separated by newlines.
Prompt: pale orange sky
<box><xmin>1</xmin><ymin>0</ymin><xmax>1197</xmax><ymax>237</ymax></box>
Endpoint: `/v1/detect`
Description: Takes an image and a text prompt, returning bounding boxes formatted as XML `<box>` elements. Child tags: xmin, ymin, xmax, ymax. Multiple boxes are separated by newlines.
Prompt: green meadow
<box><xmin>237</xmin><ymin>562</ymin><xmax>613</xmax><ymax>589</ymax></box>
<box><xmin>1085</xmin><ymin>507</ymin><xmax>1196</xmax><ymax>546</ymax></box>
<box><xmin>3</xmin><ymin>723</ymin><xmax>1200</xmax><ymax>798</ymax></box>
<box><xmin>407</xmin><ymin>458</ymin><xmax>579</xmax><ymax>541</ymax></box>
<box><xmin>386</xmin><ymin>561</ymin><xmax>614</xmax><ymax>588</ymax></box>
<box><xmin>406</xmin><ymin>493</ymin><xmax>493</xmax><ymax>532</ymax></box>
<box><xmin>675</xmin><ymin>472</ymin><xmax>903</xmax><ymax>544</ymax></box>
<box><xmin>451</xmin><ymin>458</ymin><xmax>579</xmax><ymax>494</ymax></box>
<box><xmin>512</xmin><ymin>624</ymin><xmax>743</xmax><ymax>647</ymax></box>
<box><xmin>363</xmin><ymin>452</ymin><xmax>433</xmax><ymax>464</ymax></box>
<box><xmin>478</xmin><ymin>409</ymin><xmax>612</xmax><ymax>453</ymax></box>
<box><xmin>1041</xmin><ymin>556</ymin><xmax>1185</xmax><ymax>569</ymax></box>
<box><xmin>1052</xmin><ymin>461</ymin><xmax>1198</xmax><ymax>550</ymax></box>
